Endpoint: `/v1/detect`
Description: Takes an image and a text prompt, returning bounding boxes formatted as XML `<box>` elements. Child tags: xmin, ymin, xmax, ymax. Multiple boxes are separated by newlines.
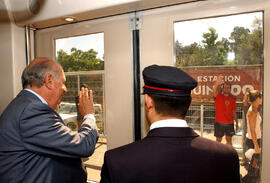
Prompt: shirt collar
<box><xmin>150</xmin><ymin>119</ymin><xmax>188</xmax><ymax>131</ymax></box>
<box><xmin>24</xmin><ymin>88</ymin><xmax>48</xmax><ymax>105</ymax></box>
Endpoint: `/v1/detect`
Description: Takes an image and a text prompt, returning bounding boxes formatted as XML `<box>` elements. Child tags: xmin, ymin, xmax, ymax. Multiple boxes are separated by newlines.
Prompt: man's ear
<box><xmin>44</xmin><ymin>73</ymin><xmax>54</xmax><ymax>89</ymax></box>
<box><xmin>145</xmin><ymin>94</ymin><xmax>154</xmax><ymax>111</ymax></box>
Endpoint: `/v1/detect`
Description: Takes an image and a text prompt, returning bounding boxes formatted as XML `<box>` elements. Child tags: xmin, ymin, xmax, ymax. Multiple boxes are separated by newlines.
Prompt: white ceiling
<box><xmin>2</xmin><ymin>0</ymin><xmax>203</xmax><ymax>29</ymax></box>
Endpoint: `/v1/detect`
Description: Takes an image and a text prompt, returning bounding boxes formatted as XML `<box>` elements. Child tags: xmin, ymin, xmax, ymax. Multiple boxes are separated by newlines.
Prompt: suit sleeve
<box><xmin>230</xmin><ymin>150</ymin><xmax>241</xmax><ymax>183</ymax></box>
<box><xmin>19</xmin><ymin>102</ymin><xmax>98</xmax><ymax>158</ymax></box>
<box><xmin>222</xmin><ymin>148</ymin><xmax>240</xmax><ymax>183</ymax></box>
<box><xmin>100</xmin><ymin>152</ymin><xmax>113</xmax><ymax>183</ymax></box>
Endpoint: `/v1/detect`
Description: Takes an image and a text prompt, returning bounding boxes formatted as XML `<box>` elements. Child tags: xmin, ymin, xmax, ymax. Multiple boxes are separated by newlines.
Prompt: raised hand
<box><xmin>78</xmin><ymin>87</ymin><xmax>95</xmax><ymax>116</ymax></box>
<box><xmin>215</xmin><ymin>75</ymin><xmax>224</xmax><ymax>86</ymax></box>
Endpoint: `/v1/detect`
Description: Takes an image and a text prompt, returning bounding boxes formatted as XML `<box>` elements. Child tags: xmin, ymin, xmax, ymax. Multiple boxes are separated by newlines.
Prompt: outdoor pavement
<box><xmin>85</xmin><ymin>137</ymin><xmax>107</xmax><ymax>182</ymax></box>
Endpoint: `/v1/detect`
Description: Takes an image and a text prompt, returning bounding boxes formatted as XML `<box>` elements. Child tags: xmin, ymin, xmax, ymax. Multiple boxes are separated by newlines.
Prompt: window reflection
<box><xmin>174</xmin><ymin>12</ymin><xmax>263</xmax><ymax>181</ymax></box>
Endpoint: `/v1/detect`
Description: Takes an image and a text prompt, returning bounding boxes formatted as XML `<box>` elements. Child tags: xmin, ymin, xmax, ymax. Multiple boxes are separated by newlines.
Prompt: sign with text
<box><xmin>183</xmin><ymin>65</ymin><xmax>262</xmax><ymax>102</ymax></box>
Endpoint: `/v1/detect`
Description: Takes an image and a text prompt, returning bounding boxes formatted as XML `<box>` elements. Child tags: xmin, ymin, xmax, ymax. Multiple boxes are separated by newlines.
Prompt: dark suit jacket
<box><xmin>100</xmin><ymin>127</ymin><xmax>240</xmax><ymax>183</ymax></box>
<box><xmin>0</xmin><ymin>90</ymin><xmax>98</xmax><ymax>183</ymax></box>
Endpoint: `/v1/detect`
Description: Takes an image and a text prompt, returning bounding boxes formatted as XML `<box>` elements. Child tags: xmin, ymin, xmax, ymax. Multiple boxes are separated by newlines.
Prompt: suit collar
<box><xmin>19</xmin><ymin>89</ymin><xmax>62</xmax><ymax>120</ymax></box>
<box><xmin>18</xmin><ymin>89</ymin><xmax>43</xmax><ymax>103</ymax></box>
<box><xmin>147</xmin><ymin>127</ymin><xmax>199</xmax><ymax>138</ymax></box>
<box><xmin>24</xmin><ymin>88</ymin><xmax>48</xmax><ymax>105</ymax></box>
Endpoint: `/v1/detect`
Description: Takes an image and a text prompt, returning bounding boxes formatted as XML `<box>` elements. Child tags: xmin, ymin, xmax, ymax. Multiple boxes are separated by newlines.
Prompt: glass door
<box><xmin>139</xmin><ymin>0</ymin><xmax>269</xmax><ymax>182</ymax></box>
<box><xmin>35</xmin><ymin>14</ymin><xmax>134</xmax><ymax>182</ymax></box>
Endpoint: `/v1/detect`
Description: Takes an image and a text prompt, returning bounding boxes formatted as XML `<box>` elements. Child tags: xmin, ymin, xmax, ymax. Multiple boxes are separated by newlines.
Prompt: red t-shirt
<box><xmin>214</xmin><ymin>93</ymin><xmax>236</xmax><ymax>124</ymax></box>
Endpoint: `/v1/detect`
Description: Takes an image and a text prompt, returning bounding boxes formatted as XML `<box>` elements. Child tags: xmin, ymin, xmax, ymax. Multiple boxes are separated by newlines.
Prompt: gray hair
<box><xmin>21</xmin><ymin>58</ymin><xmax>62</xmax><ymax>88</ymax></box>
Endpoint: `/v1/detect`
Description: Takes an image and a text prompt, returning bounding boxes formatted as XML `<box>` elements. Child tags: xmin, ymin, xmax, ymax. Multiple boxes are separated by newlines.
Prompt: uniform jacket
<box><xmin>100</xmin><ymin>127</ymin><xmax>240</xmax><ymax>183</ymax></box>
<box><xmin>0</xmin><ymin>90</ymin><xmax>98</xmax><ymax>183</ymax></box>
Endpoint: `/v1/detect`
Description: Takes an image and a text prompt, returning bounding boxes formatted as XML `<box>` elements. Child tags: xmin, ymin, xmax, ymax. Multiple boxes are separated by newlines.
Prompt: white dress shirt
<box><xmin>150</xmin><ymin>119</ymin><xmax>189</xmax><ymax>131</ymax></box>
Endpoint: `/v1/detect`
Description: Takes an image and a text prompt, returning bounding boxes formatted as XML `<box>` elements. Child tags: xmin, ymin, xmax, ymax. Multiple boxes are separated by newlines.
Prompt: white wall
<box><xmin>0</xmin><ymin>1</ymin><xmax>26</xmax><ymax>113</ymax></box>
<box><xmin>0</xmin><ymin>22</ymin><xmax>15</xmax><ymax>113</ymax></box>
<box><xmin>11</xmin><ymin>24</ymin><xmax>27</xmax><ymax>95</ymax></box>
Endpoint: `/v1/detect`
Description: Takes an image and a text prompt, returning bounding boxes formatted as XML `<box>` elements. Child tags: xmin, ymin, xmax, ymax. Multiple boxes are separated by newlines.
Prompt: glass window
<box><xmin>174</xmin><ymin>12</ymin><xmax>263</xmax><ymax>180</ymax></box>
<box><xmin>56</xmin><ymin>33</ymin><xmax>106</xmax><ymax>182</ymax></box>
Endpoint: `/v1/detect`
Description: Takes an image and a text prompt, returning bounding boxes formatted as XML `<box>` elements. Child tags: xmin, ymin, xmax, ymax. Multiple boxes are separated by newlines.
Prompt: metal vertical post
<box><xmin>242</xmin><ymin>107</ymin><xmax>248</xmax><ymax>163</ymax></box>
<box><xmin>77</xmin><ymin>74</ymin><xmax>80</xmax><ymax>94</ymax></box>
<box><xmin>25</xmin><ymin>26</ymin><xmax>31</xmax><ymax>65</ymax></box>
<box><xmin>200</xmin><ymin>104</ymin><xmax>204</xmax><ymax>136</ymax></box>
<box><xmin>129</xmin><ymin>12</ymin><xmax>142</xmax><ymax>141</ymax></box>
<box><xmin>133</xmin><ymin>29</ymin><xmax>141</xmax><ymax>141</ymax></box>
<box><xmin>102</xmin><ymin>72</ymin><xmax>106</xmax><ymax>136</ymax></box>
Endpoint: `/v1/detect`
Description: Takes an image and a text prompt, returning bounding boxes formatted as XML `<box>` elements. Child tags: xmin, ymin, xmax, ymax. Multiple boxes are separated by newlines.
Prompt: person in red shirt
<box><xmin>213</xmin><ymin>75</ymin><xmax>239</xmax><ymax>145</ymax></box>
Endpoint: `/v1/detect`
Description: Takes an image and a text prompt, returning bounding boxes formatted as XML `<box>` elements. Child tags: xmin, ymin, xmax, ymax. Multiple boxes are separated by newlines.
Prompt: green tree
<box><xmin>57</xmin><ymin>48</ymin><xmax>104</xmax><ymax>72</ymax></box>
<box><xmin>217</xmin><ymin>38</ymin><xmax>230</xmax><ymax>64</ymax></box>
<box><xmin>175</xmin><ymin>17</ymin><xmax>263</xmax><ymax>66</ymax></box>
<box><xmin>229</xmin><ymin>26</ymin><xmax>250</xmax><ymax>64</ymax></box>
<box><xmin>176</xmin><ymin>27</ymin><xmax>229</xmax><ymax>66</ymax></box>
<box><xmin>202</xmin><ymin>27</ymin><xmax>218</xmax><ymax>49</ymax></box>
<box><xmin>248</xmin><ymin>17</ymin><xmax>263</xmax><ymax>64</ymax></box>
<box><xmin>201</xmin><ymin>27</ymin><xmax>229</xmax><ymax>65</ymax></box>
<box><xmin>175</xmin><ymin>41</ymin><xmax>204</xmax><ymax>66</ymax></box>
<box><xmin>229</xmin><ymin>17</ymin><xmax>263</xmax><ymax>65</ymax></box>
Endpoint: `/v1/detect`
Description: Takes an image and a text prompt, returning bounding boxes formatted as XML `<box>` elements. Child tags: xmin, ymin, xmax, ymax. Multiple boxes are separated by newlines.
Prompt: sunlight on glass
<box><xmin>56</xmin><ymin>33</ymin><xmax>104</xmax><ymax>58</ymax></box>
<box><xmin>174</xmin><ymin>12</ymin><xmax>262</xmax><ymax>65</ymax></box>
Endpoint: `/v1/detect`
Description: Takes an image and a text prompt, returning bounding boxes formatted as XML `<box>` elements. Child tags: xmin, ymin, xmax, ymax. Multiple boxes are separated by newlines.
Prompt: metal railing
<box><xmin>61</xmin><ymin>71</ymin><xmax>106</xmax><ymax>136</ymax></box>
<box><xmin>186</xmin><ymin>103</ymin><xmax>245</xmax><ymax>154</ymax></box>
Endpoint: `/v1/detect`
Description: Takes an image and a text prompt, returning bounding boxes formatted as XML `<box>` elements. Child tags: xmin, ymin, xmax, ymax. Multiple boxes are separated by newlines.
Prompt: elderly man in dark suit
<box><xmin>100</xmin><ymin>65</ymin><xmax>240</xmax><ymax>183</ymax></box>
<box><xmin>0</xmin><ymin>58</ymin><xmax>98</xmax><ymax>183</ymax></box>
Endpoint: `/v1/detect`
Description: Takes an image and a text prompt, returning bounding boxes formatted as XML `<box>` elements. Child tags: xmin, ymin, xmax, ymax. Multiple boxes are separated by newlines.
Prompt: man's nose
<box><xmin>63</xmin><ymin>84</ymin><xmax>68</xmax><ymax>93</ymax></box>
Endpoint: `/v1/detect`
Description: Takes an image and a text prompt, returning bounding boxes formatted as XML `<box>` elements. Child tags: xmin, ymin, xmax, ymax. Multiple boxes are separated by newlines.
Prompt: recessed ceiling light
<box><xmin>64</xmin><ymin>16</ymin><xmax>76</xmax><ymax>22</ymax></box>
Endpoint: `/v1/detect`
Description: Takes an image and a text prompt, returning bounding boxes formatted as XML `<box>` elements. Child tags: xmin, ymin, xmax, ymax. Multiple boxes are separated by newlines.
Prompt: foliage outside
<box><xmin>175</xmin><ymin>17</ymin><xmax>263</xmax><ymax>67</ymax></box>
<box><xmin>57</xmin><ymin>47</ymin><xmax>104</xmax><ymax>72</ymax></box>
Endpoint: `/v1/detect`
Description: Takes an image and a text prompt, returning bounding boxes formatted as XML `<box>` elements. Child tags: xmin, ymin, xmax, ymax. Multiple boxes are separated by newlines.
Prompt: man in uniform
<box><xmin>100</xmin><ymin>65</ymin><xmax>240</xmax><ymax>183</ymax></box>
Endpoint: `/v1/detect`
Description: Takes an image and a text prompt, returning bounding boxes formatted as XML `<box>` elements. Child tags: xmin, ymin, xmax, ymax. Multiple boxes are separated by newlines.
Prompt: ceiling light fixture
<box><xmin>64</xmin><ymin>16</ymin><xmax>76</xmax><ymax>22</ymax></box>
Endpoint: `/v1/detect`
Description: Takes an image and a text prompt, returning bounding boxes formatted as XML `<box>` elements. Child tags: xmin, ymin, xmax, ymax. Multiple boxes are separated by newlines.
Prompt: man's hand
<box><xmin>213</xmin><ymin>75</ymin><xmax>224</xmax><ymax>97</ymax></box>
<box><xmin>215</xmin><ymin>75</ymin><xmax>224</xmax><ymax>86</ymax></box>
<box><xmin>78</xmin><ymin>87</ymin><xmax>95</xmax><ymax>116</ymax></box>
